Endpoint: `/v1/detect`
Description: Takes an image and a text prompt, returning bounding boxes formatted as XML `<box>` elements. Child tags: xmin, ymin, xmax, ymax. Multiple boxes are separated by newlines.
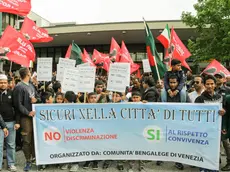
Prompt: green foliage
<box><xmin>181</xmin><ymin>0</ymin><xmax>230</xmax><ymax>62</ymax></box>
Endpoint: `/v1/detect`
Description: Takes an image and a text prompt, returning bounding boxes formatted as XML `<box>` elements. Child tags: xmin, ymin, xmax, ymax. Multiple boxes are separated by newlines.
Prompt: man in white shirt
<box><xmin>188</xmin><ymin>75</ymin><xmax>205</xmax><ymax>103</ymax></box>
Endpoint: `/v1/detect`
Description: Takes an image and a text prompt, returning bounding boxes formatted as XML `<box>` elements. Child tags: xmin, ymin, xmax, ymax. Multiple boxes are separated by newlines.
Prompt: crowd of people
<box><xmin>0</xmin><ymin>59</ymin><xmax>229</xmax><ymax>172</ymax></box>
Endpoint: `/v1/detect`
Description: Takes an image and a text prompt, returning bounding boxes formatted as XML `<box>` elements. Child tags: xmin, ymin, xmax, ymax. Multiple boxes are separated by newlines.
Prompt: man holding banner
<box><xmin>13</xmin><ymin>68</ymin><xmax>37</xmax><ymax>172</ymax></box>
<box><xmin>195</xmin><ymin>75</ymin><xmax>226</xmax><ymax>172</ymax></box>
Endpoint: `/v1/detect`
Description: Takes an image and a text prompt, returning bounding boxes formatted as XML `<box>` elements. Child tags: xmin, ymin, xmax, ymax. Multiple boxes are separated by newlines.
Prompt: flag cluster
<box><xmin>65</xmin><ymin>39</ymin><xmax>140</xmax><ymax>74</ymax></box>
<box><xmin>0</xmin><ymin>0</ymin><xmax>53</xmax><ymax>67</ymax></box>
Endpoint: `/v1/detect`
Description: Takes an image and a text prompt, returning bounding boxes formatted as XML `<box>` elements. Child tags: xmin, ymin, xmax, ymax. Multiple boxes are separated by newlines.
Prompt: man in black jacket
<box><xmin>214</xmin><ymin>72</ymin><xmax>230</xmax><ymax>171</ymax></box>
<box><xmin>0</xmin><ymin>74</ymin><xmax>18</xmax><ymax>171</ymax></box>
<box><xmin>142</xmin><ymin>77</ymin><xmax>159</xmax><ymax>102</ymax></box>
<box><xmin>195</xmin><ymin>75</ymin><xmax>225</xmax><ymax>172</ymax></box>
<box><xmin>13</xmin><ymin>68</ymin><xmax>36</xmax><ymax>172</ymax></box>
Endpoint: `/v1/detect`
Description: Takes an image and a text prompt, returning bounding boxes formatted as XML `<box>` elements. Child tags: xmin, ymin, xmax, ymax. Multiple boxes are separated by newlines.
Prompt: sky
<box><xmin>31</xmin><ymin>0</ymin><xmax>197</xmax><ymax>24</ymax></box>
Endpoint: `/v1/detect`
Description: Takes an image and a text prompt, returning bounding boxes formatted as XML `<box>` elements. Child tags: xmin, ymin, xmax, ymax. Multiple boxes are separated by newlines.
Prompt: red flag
<box><xmin>0</xmin><ymin>0</ymin><xmax>31</xmax><ymax>16</ymax></box>
<box><xmin>170</xmin><ymin>28</ymin><xmax>191</xmax><ymax>71</ymax></box>
<box><xmin>65</xmin><ymin>44</ymin><xmax>72</xmax><ymax>58</ymax></box>
<box><xmin>120</xmin><ymin>41</ymin><xmax>134</xmax><ymax>63</ymax></box>
<box><xmin>120</xmin><ymin>41</ymin><xmax>139</xmax><ymax>73</ymax></box>
<box><xmin>20</xmin><ymin>17</ymin><xmax>53</xmax><ymax>43</ymax></box>
<box><xmin>83</xmin><ymin>49</ymin><xmax>96</xmax><ymax>67</ymax></box>
<box><xmin>0</xmin><ymin>25</ymin><xmax>35</xmax><ymax>67</ymax></box>
<box><xmin>131</xmin><ymin>63</ymin><xmax>140</xmax><ymax>74</ymax></box>
<box><xmin>110</xmin><ymin>37</ymin><xmax>120</xmax><ymax>62</ymax></box>
<box><xmin>202</xmin><ymin>59</ymin><xmax>230</xmax><ymax>77</ymax></box>
<box><xmin>136</xmin><ymin>69</ymin><xmax>141</xmax><ymax>79</ymax></box>
<box><xmin>92</xmin><ymin>49</ymin><xmax>111</xmax><ymax>71</ymax></box>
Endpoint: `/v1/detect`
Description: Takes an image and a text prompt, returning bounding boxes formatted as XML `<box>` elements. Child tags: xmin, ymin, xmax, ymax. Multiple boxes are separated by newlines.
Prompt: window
<box><xmin>55</xmin><ymin>48</ymin><xmax>62</xmax><ymax>64</ymax></box>
<box><xmin>35</xmin><ymin>49</ymin><xmax>41</xmax><ymax>57</ymax></box>
<box><xmin>136</xmin><ymin>53</ymin><xmax>146</xmax><ymax>61</ymax></box>
<box><xmin>41</xmin><ymin>48</ymin><xmax>47</xmax><ymax>57</ymax></box>
<box><xmin>48</xmin><ymin>48</ymin><xmax>54</xmax><ymax>58</ymax></box>
<box><xmin>9</xmin><ymin>14</ymin><xmax>14</xmax><ymax>27</ymax></box>
<box><xmin>2</xmin><ymin>13</ymin><xmax>7</xmax><ymax>31</ymax></box>
<box><xmin>130</xmin><ymin>53</ymin><xmax>136</xmax><ymax>61</ymax></box>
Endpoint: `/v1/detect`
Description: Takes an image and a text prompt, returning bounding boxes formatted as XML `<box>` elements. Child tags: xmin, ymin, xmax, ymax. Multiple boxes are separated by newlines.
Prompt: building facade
<box><xmin>0</xmin><ymin>11</ymin><xmax>201</xmax><ymax>72</ymax></box>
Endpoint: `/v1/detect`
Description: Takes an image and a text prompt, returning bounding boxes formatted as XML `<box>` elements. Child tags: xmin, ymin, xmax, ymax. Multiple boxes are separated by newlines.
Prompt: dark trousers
<box><xmin>16</xmin><ymin>129</ymin><xmax>22</xmax><ymax>148</ymax></box>
<box><xmin>223</xmin><ymin>139</ymin><xmax>230</xmax><ymax>164</ymax></box>
<box><xmin>20</xmin><ymin>117</ymin><xmax>35</xmax><ymax>162</ymax></box>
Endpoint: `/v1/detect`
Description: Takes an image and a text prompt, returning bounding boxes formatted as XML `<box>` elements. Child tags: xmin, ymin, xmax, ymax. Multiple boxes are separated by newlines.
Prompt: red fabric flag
<box><xmin>20</xmin><ymin>17</ymin><xmax>53</xmax><ymax>43</ymax></box>
<box><xmin>65</xmin><ymin>44</ymin><xmax>72</xmax><ymax>59</ymax></box>
<box><xmin>170</xmin><ymin>28</ymin><xmax>191</xmax><ymax>71</ymax></box>
<box><xmin>120</xmin><ymin>41</ymin><xmax>139</xmax><ymax>73</ymax></box>
<box><xmin>110</xmin><ymin>37</ymin><xmax>121</xmax><ymax>62</ymax></box>
<box><xmin>136</xmin><ymin>69</ymin><xmax>141</xmax><ymax>79</ymax></box>
<box><xmin>92</xmin><ymin>49</ymin><xmax>111</xmax><ymax>71</ymax></box>
<box><xmin>0</xmin><ymin>25</ymin><xmax>35</xmax><ymax>67</ymax></box>
<box><xmin>131</xmin><ymin>63</ymin><xmax>140</xmax><ymax>74</ymax></box>
<box><xmin>120</xmin><ymin>41</ymin><xmax>134</xmax><ymax>63</ymax></box>
<box><xmin>83</xmin><ymin>49</ymin><xmax>96</xmax><ymax>67</ymax></box>
<box><xmin>0</xmin><ymin>0</ymin><xmax>31</xmax><ymax>16</ymax></box>
<box><xmin>202</xmin><ymin>59</ymin><xmax>230</xmax><ymax>77</ymax></box>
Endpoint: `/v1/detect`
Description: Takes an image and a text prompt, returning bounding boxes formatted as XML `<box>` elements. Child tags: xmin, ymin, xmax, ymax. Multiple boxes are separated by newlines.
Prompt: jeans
<box><xmin>161</xmin><ymin>87</ymin><xmax>187</xmax><ymax>102</ymax></box>
<box><xmin>0</xmin><ymin>121</ymin><xmax>16</xmax><ymax>169</ymax></box>
<box><xmin>20</xmin><ymin>117</ymin><xmax>35</xmax><ymax>162</ymax></box>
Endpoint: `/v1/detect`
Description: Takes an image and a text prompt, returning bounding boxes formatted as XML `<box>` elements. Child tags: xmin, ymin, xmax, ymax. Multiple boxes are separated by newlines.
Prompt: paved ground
<box><xmin>1</xmin><ymin>150</ymin><xmax>226</xmax><ymax>172</ymax></box>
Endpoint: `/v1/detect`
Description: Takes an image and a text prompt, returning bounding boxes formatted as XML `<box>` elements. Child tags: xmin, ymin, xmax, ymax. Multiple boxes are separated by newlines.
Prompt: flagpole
<box><xmin>143</xmin><ymin>18</ymin><xmax>161</xmax><ymax>82</ymax></box>
<box><xmin>9</xmin><ymin>61</ymin><xmax>12</xmax><ymax>73</ymax></box>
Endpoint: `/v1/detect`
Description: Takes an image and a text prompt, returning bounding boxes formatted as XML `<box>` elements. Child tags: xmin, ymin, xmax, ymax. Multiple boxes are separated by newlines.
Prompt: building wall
<box><xmin>27</xmin><ymin>11</ymin><xmax>51</xmax><ymax>27</ymax></box>
<box><xmin>33</xmin><ymin>43</ymin><xmax>164</xmax><ymax>70</ymax></box>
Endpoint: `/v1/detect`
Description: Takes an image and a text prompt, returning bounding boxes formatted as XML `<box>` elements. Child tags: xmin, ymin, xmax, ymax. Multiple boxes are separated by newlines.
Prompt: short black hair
<box><xmin>88</xmin><ymin>92</ymin><xmax>97</xmax><ymax>98</ymax></box>
<box><xmin>95</xmin><ymin>80</ymin><xmax>104</xmax><ymax>87</ymax></box>
<box><xmin>204</xmin><ymin>75</ymin><xmax>216</xmax><ymax>84</ymax></box>
<box><xmin>41</xmin><ymin>92</ymin><xmax>53</xmax><ymax>103</ymax></box>
<box><xmin>132</xmin><ymin>91</ymin><xmax>141</xmax><ymax>97</ymax></box>
<box><xmin>194</xmin><ymin>75</ymin><xmax>204</xmax><ymax>83</ymax></box>
<box><xmin>65</xmin><ymin>91</ymin><xmax>76</xmax><ymax>103</ymax></box>
<box><xmin>55</xmin><ymin>92</ymin><xmax>64</xmax><ymax>98</ymax></box>
<box><xmin>143</xmin><ymin>77</ymin><xmax>155</xmax><ymax>87</ymax></box>
<box><xmin>169</xmin><ymin>74</ymin><xmax>179</xmax><ymax>81</ymax></box>
<box><xmin>113</xmin><ymin>92</ymin><xmax>122</xmax><ymax>97</ymax></box>
<box><xmin>171</xmin><ymin>59</ymin><xmax>181</xmax><ymax>66</ymax></box>
<box><xmin>53</xmin><ymin>82</ymin><xmax>61</xmax><ymax>93</ymax></box>
<box><xmin>19</xmin><ymin>68</ymin><xmax>29</xmax><ymax>80</ymax></box>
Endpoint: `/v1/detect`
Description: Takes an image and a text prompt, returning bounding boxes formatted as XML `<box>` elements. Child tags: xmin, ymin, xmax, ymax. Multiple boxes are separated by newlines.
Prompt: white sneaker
<box><xmin>69</xmin><ymin>164</ymin><xmax>79</xmax><ymax>172</ymax></box>
<box><xmin>128</xmin><ymin>169</ymin><xmax>134</xmax><ymax>172</ymax></box>
<box><xmin>8</xmin><ymin>165</ymin><xmax>17</xmax><ymax>172</ymax></box>
<box><xmin>61</xmin><ymin>164</ymin><xmax>69</xmax><ymax>170</ymax></box>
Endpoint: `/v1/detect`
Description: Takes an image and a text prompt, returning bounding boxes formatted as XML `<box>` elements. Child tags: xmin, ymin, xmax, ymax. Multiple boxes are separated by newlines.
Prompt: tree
<box><xmin>181</xmin><ymin>0</ymin><xmax>230</xmax><ymax>63</ymax></box>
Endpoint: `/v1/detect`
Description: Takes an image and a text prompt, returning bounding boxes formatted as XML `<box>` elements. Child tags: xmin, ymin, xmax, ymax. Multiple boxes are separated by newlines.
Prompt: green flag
<box><xmin>144</xmin><ymin>20</ymin><xmax>167</xmax><ymax>81</ymax></box>
<box><xmin>70</xmin><ymin>42</ymin><xmax>83</xmax><ymax>65</ymax></box>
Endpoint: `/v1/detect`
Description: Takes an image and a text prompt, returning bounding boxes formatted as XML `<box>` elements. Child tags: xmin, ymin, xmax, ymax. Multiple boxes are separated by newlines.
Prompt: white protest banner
<box><xmin>107</xmin><ymin>63</ymin><xmax>130</xmax><ymax>92</ymax></box>
<box><xmin>58</xmin><ymin>58</ymin><xmax>76</xmax><ymax>68</ymax></box>
<box><xmin>142</xmin><ymin>59</ymin><xmax>151</xmax><ymax>73</ymax></box>
<box><xmin>37</xmin><ymin>58</ymin><xmax>53</xmax><ymax>81</ymax></box>
<box><xmin>56</xmin><ymin>58</ymin><xmax>76</xmax><ymax>82</ymax></box>
<box><xmin>56</xmin><ymin>64</ymin><xmax>65</xmax><ymax>82</ymax></box>
<box><xmin>114</xmin><ymin>63</ymin><xmax>131</xmax><ymax>86</ymax></box>
<box><xmin>62</xmin><ymin>68</ymin><xmax>79</xmax><ymax>94</ymax></box>
<box><xmin>78</xmin><ymin>66</ymin><xmax>96</xmax><ymax>93</ymax></box>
